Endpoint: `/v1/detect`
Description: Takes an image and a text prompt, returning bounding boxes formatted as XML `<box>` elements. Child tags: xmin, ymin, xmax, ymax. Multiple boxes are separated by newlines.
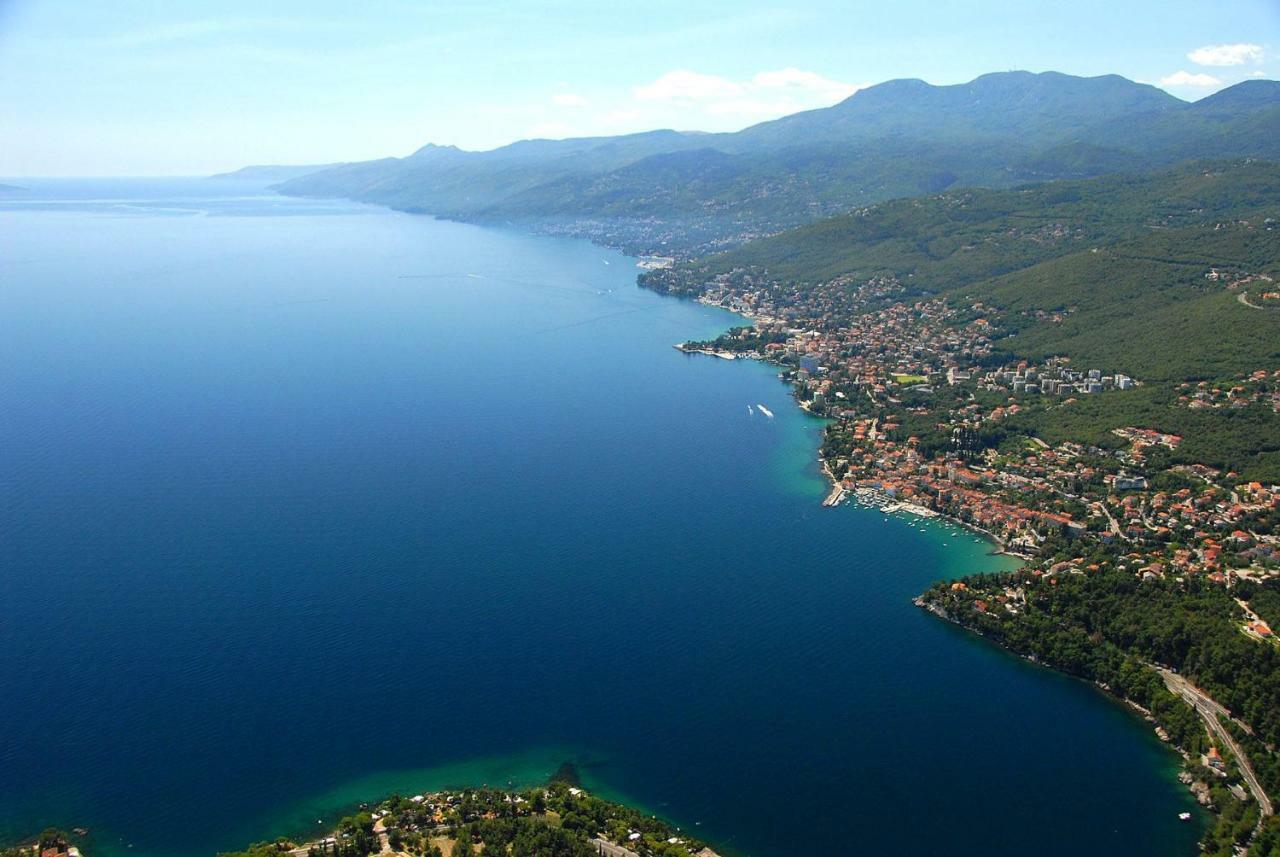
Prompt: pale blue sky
<box><xmin>1</xmin><ymin>0</ymin><xmax>1277</xmax><ymax>175</ymax></box>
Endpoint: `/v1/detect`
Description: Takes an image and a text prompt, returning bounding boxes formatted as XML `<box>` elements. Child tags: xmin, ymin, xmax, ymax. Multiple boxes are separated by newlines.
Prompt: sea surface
<box><xmin>0</xmin><ymin>179</ymin><xmax>1203</xmax><ymax>856</ymax></box>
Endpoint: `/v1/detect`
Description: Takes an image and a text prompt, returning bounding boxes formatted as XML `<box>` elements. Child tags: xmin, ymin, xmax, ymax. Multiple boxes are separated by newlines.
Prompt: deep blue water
<box><xmin>0</xmin><ymin>179</ymin><xmax>1202</xmax><ymax>856</ymax></box>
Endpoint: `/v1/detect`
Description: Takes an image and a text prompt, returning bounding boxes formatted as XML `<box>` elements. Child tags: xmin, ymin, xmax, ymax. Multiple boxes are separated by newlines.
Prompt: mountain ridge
<box><xmin>265</xmin><ymin>71</ymin><xmax>1279</xmax><ymax>254</ymax></box>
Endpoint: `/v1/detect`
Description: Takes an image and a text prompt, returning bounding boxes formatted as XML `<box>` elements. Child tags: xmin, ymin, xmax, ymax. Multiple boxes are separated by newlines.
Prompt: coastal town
<box><xmin>660</xmin><ymin>265</ymin><xmax>1279</xmax><ymax>598</ymax></box>
<box><xmin>650</xmin><ymin>254</ymin><xmax>1280</xmax><ymax>853</ymax></box>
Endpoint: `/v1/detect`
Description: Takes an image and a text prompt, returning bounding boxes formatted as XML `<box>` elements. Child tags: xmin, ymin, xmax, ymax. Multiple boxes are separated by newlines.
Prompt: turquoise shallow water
<box><xmin>0</xmin><ymin>178</ymin><xmax>1203</xmax><ymax>856</ymax></box>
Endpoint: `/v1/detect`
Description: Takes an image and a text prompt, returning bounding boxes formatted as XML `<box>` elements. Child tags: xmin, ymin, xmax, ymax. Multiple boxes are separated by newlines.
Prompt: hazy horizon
<box><xmin>0</xmin><ymin>69</ymin><xmax>1263</xmax><ymax>181</ymax></box>
<box><xmin>0</xmin><ymin>0</ymin><xmax>1277</xmax><ymax>176</ymax></box>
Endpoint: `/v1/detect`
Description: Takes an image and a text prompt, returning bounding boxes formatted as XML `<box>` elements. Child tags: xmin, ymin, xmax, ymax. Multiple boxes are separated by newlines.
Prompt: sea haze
<box><xmin>0</xmin><ymin>179</ymin><xmax>1202</xmax><ymax>856</ymax></box>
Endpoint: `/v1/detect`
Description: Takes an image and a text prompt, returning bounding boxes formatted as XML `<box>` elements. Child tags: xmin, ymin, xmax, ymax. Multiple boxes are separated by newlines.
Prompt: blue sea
<box><xmin>0</xmin><ymin>179</ymin><xmax>1203</xmax><ymax>856</ymax></box>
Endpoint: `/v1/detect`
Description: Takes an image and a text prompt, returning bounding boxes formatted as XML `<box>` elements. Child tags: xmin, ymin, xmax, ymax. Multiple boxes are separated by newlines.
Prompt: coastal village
<box><xmin>1</xmin><ymin>831</ymin><xmax>84</xmax><ymax>857</ymax></box>
<box><xmin>213</xmin><ymin>781</ymin><xmax>722</xmax><ymax>857</ymax></box>
<box><xmin>2</xmin><ymin>784</ymin><xmax>724</xmax><ymax>857</ymax></box>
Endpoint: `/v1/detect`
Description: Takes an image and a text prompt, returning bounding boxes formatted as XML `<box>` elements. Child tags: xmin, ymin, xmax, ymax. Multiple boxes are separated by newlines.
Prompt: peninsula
<box><xmin>0</xmin><ymin>774</ymin><xmax>723</xmax><ymax>857</ymax></box>
<box><xmin>216</xmin><ymin>775</ymin><xmax>722</xmax><ymax>857</ymax></box>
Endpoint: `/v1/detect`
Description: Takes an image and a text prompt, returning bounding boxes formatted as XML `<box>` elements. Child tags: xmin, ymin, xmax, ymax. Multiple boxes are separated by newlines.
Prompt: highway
<box><xmin>1159</xmin><ymin>667</ymin><xmax>1273</xmax><ymax>817</ymax></box>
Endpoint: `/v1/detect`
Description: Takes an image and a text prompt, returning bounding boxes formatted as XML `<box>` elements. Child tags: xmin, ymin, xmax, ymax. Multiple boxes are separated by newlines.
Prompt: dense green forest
<box><xmin>660</xmin><ymin>160</ymin><xmax>1280</xmax><ymax>291</ymax></box>
<box><xmin>973</xmin><ymin>226</ymin><xmax>1280</xmax><ymax>380</ymax></box>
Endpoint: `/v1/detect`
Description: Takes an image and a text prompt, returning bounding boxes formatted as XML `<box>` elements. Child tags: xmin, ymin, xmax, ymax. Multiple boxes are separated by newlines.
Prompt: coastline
<box><xmin>246</xmin><ymin>190</ymin><xmax>1215</xmax><ymax>854</ymax></box>
<box><xmin>222</xmin><ymin>779</ymin><xmax>724</xmax><ymax>857</ymax></box>
<box><xmin>673</xmin><ymin>342</ymin><xmax>739</xmax><ymax>360</ymax></box>
<box><xmin>667</xmin><ymin>277</ymin><xmax>1226</xmax><ymax>850</ymax></box>
<box><xmin>677</xmin><ymin>293</ymin><xmax>1029</xmax><ymax>561</ymax></box>
<box><xmin>252</xmin><ymin>749</ymin><xmax>580</xmax><ymax>851</ymax></box>
<box><xmin>914</xmin><ymin>596</ymin><xmax>1216</xmax><ymax>819</ymax></box>
<box><xmin>1</xmin><ymin>179</ymin><xmax>1249</xmax><ymax>857</ymax></box>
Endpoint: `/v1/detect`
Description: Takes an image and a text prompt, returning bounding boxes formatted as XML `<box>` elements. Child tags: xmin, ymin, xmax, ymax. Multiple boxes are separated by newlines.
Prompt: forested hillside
<box><xmin>663</xmin><ymin>161</ymin><xmax>1280</xmax><ymax>289</ymax></box>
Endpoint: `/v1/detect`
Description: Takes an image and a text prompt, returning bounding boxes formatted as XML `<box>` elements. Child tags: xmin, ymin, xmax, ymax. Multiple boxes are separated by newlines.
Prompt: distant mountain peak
<box><xmin>1194</xmin><ymin>78</ymin><xmax>1280</xmax><ymax>110</ymax></box>
<box><xmin>408</xmin><ymin>143</ymin><xmax>464</xmax><ymax>159</ymax></box>
<box><xmin>275</xmin><ymin>68</ymin><xmax>1280</xmax><ymax>249</ymax></box>
<box><xmin>732</xmin><ymin>70</ymin><xmax>1184</xmax><ymax>149</ymax></box>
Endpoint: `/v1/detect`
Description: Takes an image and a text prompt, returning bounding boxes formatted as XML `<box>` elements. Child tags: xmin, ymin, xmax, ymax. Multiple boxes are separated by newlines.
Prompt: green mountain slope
<box><xmin>1091</xmin><ymin>80</ymin><xmax>1280</xmax><ymax>161</ymax></box>
<box><xmin>655</xmin><ymin>161</ymin><xmax>1280</xmax><ymax>289</ymax></box>
<box><xmin>474</xmin><ymin>140</ymin><xmax>1024</xmax><ymax>222</ymax></box>
<box><xmin>976</xmin><ymin>225</ymin><xmax>1280</xmax><ymax>381</ymax></box>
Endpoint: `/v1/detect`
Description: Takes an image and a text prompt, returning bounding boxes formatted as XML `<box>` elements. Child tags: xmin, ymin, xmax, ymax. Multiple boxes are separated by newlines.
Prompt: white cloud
<box><xmin>751</xmin><ymin>67</ymin><xmax>860</xmax><ymax>101</ymax></box>
<box><xmin>568</xmin><ymin>67</ymin><xmax>860</xmax><ymax>137</ymax></box>
<box><xmin>490</xmin><ymin>68</ymin><xmax>864</xmax><ymax>148</ymax></box>
<box><xmin>627</xmin><ymin>66</ymin><xmax>862</xmax><ymax>129</ymax></box>
<box><xmin>551</xmin><ymin>93</ymin><xmax>589</xmax><ymax>108</ymax></box>
<box><xmin>634</xmin><ymin>70</ymin><xmax>744</xmax><ymax>102</ymax></box>
<box><xmin>1160</xmin><ymin>70</ymin><xmax>1223</xmax><ymax>88</ymax></box>
<box><xmin>1188</xmin><ymin>43</ymin><xmax>1264</xmax><ymax>67</ymax></box>
<box><xmin>632</xmin><ymin>68</ymin><xmax>864</xmax><ymax>108</ymax></box>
